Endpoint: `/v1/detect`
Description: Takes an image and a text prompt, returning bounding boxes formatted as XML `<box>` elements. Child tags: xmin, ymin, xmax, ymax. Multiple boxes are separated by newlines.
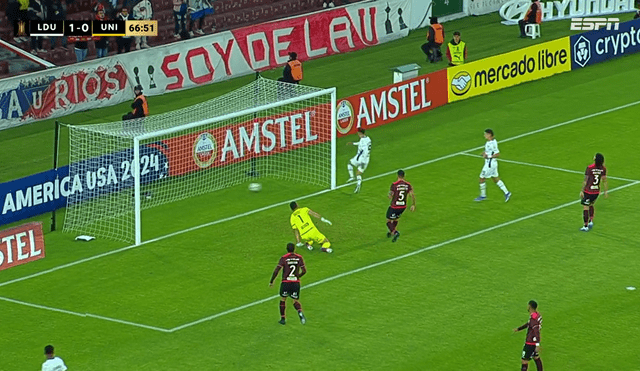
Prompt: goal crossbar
<box><xmin>62</xmin><ymin>78</ymin><xmax>337</xmax><ymax>245</ymax></box>
<box><xmin>137</xmin><ymin>87</ymin><xmax>336</xmax><ymax>141</ymax></box>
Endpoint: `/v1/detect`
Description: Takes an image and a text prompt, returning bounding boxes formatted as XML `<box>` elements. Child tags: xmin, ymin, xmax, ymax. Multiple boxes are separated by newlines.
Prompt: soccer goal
<box><xmin>61</xmin><ymin>77</ymin><xmax>337</xmax><ymax>245</ymax></box>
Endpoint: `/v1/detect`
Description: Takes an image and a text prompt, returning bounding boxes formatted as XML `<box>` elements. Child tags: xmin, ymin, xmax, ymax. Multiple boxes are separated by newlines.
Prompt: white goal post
<box><xmin>62</xmin><ymin>78</ymin><xmax>337</xmax><ymax>245</ymax></box>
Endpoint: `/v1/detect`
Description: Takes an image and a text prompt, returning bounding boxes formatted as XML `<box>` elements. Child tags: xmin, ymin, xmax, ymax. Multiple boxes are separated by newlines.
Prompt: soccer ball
<box><xmin>248</xmin><ymin>183</ymin><xmax>262</xmax><ymax>192</ymax></box>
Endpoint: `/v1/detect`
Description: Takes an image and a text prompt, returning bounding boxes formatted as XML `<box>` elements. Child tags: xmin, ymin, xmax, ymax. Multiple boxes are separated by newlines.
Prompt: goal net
<box><xmin>62</xmin><ymin>77</ymin><xmax>336</xmax><ymax>244</ymax></box>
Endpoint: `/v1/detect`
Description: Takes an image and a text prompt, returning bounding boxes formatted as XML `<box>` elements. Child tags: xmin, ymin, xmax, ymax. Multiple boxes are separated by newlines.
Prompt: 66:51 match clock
<box><xmin>125</xmin><ymin>20</ymin><xmax>158</xmax><ymax>37</ymax></box>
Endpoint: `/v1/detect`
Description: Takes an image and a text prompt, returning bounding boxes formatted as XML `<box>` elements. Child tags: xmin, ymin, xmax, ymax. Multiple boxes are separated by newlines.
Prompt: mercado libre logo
<box><xmin>336</xmin><ymin>100</ymin><xmax>355</xmax><ymax>134</ymax></box>
<box><xmin>450</xmin><ymin>70</ymin><xmax>472</xmax><ymax>96</ymax></box>
<box><xmin>192</xmin><ymin>132</ymin><xmax>217</xmax><ymax>168</ymax></box>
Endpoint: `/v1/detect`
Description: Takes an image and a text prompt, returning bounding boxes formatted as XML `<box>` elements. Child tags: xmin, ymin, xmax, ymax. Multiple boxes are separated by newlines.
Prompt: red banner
<box><xmin>336</xmin><ymin>69</ymin><xmax>449</xmax><ymax>137</ymax></box>
<box><xmin>160</xmin><ymin>104</ymin><xmax>332</xmax><ymax>176</ymax></box>
<box><xmin>0</xmin><ymin>222</ymin><xmax>45</xmax><ymax>271</ymax></box>
<box><xmin>230</xmin><ymin>5</ymin><xmax>389</xmax><ymax>70</ymax></box>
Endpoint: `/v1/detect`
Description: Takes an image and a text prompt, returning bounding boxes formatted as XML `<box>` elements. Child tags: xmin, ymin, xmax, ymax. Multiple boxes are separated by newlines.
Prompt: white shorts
<box><xmin>479</xmin><ymin>162</ymin><xmax>499</xmax><ymax>179</ymax></box>
<box><xmin>350</xmin><ymin>156</ymin><xmax>369</xmax><ymax>173</ymax></box>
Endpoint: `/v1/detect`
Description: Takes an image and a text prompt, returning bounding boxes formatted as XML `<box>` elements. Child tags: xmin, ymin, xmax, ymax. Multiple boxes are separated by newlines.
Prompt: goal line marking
<box><xmin>0</xmin><ymin>100</ymin><xmax>638</xmax><ymax>291</ymax></box>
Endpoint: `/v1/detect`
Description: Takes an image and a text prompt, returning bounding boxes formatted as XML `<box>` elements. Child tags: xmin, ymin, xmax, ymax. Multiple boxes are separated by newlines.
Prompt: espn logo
<box><xmin>570</xmin><ymin>18</ymin><xmax>620</xmax><ymax>31</ymax></box>
<box><xmin>0</xmin><ymin>222</ymin><xmax>46</xmax><ymax>271</ymax></box>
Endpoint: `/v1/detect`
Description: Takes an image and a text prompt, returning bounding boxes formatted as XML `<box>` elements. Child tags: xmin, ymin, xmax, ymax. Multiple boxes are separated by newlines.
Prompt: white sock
<box><xmin>496</xmin><ymin>180</ymin><xmax>509</xmax><ymax>194</ymax></box>
<box><xmin>348</xmin><ymin>164</ymin><xmax>354</xmax><ymax>178</ymax></box>
<box><xmin>356</xmin><ymin>175</ymin><xmax>362</xmax><ymax>187</ymax></box>
<box><xmin>479</xmin><ymin>182</ymin><xmax>487</xmax><ymax>197</ymax></box>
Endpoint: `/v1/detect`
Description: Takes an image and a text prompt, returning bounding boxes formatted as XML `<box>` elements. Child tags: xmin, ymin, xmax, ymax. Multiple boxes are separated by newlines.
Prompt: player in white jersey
<box><xmin>42</xmin><ymin>345</ymin><xmax>67</xmax><ymax>371</ymax></box>
<box><xmin>347</xmin><ymin>128</ymin><xmax>371</xmax><ymax>193</ymax></box>
<box><xmin>475</xmin><ymin>128</ymin><xmax>511</xmax><ymax>202</ymax></box>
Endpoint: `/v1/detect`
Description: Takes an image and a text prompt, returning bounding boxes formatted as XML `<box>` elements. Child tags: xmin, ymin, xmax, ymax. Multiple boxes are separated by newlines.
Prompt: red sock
<box><xmin>521</xmin><ymin>364</ymin><xmax>528</xmax><ymax>371</ymax></box>
<box><xmin>386</xmin><ymin>221</ymin><xmax>395</xmax><ymax>233</ymax></box>
<box><xmin>583</xmin><ymin>210</ymin><xmax>589</xmax><ymax>226</ymax></box>
<box><xmin>589</xmin><ymin>206</ymin><xmax>594</xmax><ymax>221</ymax></box>
<box><xmin>293</xmin><ymin>301</ymin><xmax>302</xmax><ymax>312</ymax></box>
<box><xmin>534</xmin><ymin>358</ymin><xmax>543</xmax><ymax>371</ymax></box>
<box><xmin>279</xmin><ymin>301</ymin><xmax>286</xmax><ymax>318</ymax></box>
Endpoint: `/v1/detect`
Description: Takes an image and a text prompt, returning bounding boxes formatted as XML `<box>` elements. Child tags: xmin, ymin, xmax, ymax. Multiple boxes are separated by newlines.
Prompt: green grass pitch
<box><xmin>1</xmin><ymin>13</ymin><xmax>640</xmax><ymax>370</ymax></box>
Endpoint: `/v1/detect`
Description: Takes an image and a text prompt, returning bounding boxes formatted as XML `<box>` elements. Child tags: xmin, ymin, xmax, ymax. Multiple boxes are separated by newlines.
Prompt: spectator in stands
<box><xmin>94</xmin><ymin>0</ymin><xmax>116</xmax><ymax>21</ymax></box>
<box><xmin>17</xmin><ymin>0</ymin><xmax>30</xmax><ymax>42</ymax></box>
<box><xmin>94</xmin><ymin>5</ymin><xmax>109</xmax><ymax>57</ymax></box>
<box><xmin>173</xmin><ymin>0</ymin><xmax>187</xmax><ymax>38</ymax></box>
<box><xmin>187</xmin><ymin>0</ymin><xmax>212</xmax><ymax>37</ymax></box>
<box><xmin>519</xmin><ymin>0</ymin><xmax>541</xmax><ymax>38</ymax></box>
<box><xmin>122</xmin><ymin>85</ymin><xmax>148</xmax><ymax>120</ymax></box>
<box><xmin>7</xmin><ymin>0</ymin><xmax>25</xmax><ymax>44</ymax></box>
<box><xmin>47</xmin><ymin>0</ymin><xmax>67</xmax><ymax>50</ymax></box>
<box><xmin>446</xmin><ymin>31</ymin><xmax>467</xmax><ymax>66</ymax></box>
<box><xmin>421</xmin><ymin>17</ymin><xmax>444</xmax><ymax>63</ymax></box>
<box><xmin>28</xmin><ymin>0</ymin><xmax>47</xmax><ymax>54</ymax></box>
<box><xmin>635</xmin><ymin>1</ymin><xmax>639</xmax><ymax>19</ymax></box>
<box><xmin>73</xmin><ymin>37</ymin><xmax>88</xmax><ymax>62</ymax></box>
<box><xmin>323</xmin><ymin>0</ymin><xmax>335</xmax><ymax>7</ymax></box>
<box><xmin>278</xmin><ymin>52</ymin><xmax>303</xmax><ymax>84</ymax></box>
<box><xmin>133</xmin><ymin>0</ymin><xmax>153</xmax><ymax>49</ymax></box>
<box><xmin>115</xmin><ymin>7</ymin><xmax>133</xmax><ymax>53</ymax></box>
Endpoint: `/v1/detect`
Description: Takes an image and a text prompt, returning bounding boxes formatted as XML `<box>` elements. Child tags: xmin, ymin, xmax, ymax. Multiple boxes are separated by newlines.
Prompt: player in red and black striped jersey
<box><xmin>386</xmin><ymin>170</ymin><xmax>416</xmax><ymax>242</ymax></box>
<box><xmin>580</xmin><ymin>153</ymin><xmax>608</xmax><ymax>232</ymax></box>
<box><xmin>269</xmin><ymin>243</ymin><xmax>307</xmax><ymax>325</ymax></box>
<box><xmin>513</xmin><ymin>300</ymin><xmax>543</xmax><ymax>371</ymax></box>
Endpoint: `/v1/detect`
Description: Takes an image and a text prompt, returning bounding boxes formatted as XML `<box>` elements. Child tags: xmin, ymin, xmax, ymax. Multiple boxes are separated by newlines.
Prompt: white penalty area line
<box><xmin>459</xmin><ymin>153</ymin><xmax>640</xmax><ymax>183</ymax></box>
<box><xmin>0</xmin><ymin>296</ymin><xmax>171</xmax><ymax>333</ymax></box>
<box><xmin>0</xmin><ymin>101</ymin><xmax>638</xmax><ymax>290</ymax></box>
<box><xmin>4</xmin><ymin>180</ymin><xmax>639</xmax><ymax>333</ymax></box>
<box><xmin>0</xmin><ymin>100</ymin><xmax>640</xmax><ymax>332</ymax></box>
<box><xmin>168</xmin><ymin>180</ymin><xmax>640</xmax><ymax>332</ymax></box>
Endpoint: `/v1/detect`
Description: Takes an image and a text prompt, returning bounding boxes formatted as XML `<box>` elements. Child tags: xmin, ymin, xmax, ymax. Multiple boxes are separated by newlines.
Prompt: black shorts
<box><xmin>581</xmin><ymin>192</ymin><xmax>599</xmax><ymax>206</ymax></box>
<box><xmin>521</xmin><ymin>344</ymin><xmax>539</xmax><ymax>360</ymax></box>
<box><xmin>279</xmin><ymin>282</ymin><xmax>300</xmax><ymax>299</ymax></box>
<box><xmin>386</xmin><ymin>207</ymin><xmax>406</xmax><ymax>220</ymax></box>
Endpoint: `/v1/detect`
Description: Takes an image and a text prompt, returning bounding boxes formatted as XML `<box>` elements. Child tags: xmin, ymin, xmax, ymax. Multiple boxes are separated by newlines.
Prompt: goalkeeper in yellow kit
<box><xmin>289</xmin><ymin>201</ymin><xmax>333</xmax><ymax>253</ymax></box>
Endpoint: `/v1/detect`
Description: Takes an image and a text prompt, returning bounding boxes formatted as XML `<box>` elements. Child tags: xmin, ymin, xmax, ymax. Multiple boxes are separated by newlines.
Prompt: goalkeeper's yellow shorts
<box><xmin>301</xmin><ymin>228</ymin><xmax>327</xmax><ymax>245</ymax></box>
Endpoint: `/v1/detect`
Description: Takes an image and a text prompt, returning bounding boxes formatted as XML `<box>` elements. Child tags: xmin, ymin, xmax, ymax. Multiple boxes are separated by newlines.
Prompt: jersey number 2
<box><xmin>288</xmin><ymin>264</ymin><xmax>297</xmax><ymax>279</ymax></box>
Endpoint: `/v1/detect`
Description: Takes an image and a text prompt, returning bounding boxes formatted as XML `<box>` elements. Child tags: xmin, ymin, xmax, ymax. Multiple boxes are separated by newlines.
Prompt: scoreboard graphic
<box><xmin>14</xmin><ymin>20</ymin><xmax>157</xmax><ymax>38</ymax></box>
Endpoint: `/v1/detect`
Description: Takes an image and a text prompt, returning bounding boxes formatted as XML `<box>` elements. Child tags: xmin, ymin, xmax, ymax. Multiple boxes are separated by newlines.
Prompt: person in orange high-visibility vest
<box><xmin>519</xmin><ymin>0</ymin><xmax>542</xmax><ymax>37</ymax></box>
<box><xmin>421</xmin><ymin>17</ymin><xmax>444</xmax><ymax>63</ymax></box>
<box><xmin>122</xmin><ymin>85</ymin><xmax>148</xmax><ymax>121</ymax></box>
<box><xmin>278</xmin><ymin>52</ymin><xmax>303</xmax><ymax>84</ymax></box>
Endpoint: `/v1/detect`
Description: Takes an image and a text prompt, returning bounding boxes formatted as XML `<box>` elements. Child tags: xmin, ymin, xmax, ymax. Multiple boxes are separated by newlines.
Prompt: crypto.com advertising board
<box><xmin>570</xmin><ymin>19</ymin><xmax>640</xmax><ymax>69</ymax></box>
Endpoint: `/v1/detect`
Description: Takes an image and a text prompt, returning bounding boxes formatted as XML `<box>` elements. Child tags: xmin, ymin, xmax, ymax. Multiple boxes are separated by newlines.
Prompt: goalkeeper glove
<box><xmin>296</xmin><ymin>242</ymin><xmax>304</xmax><ymax>248</ymax></box>
<box><xmin>321</xmin><ymin>217</ymin><xmax>332</xmax><ymax>225</ymax></box>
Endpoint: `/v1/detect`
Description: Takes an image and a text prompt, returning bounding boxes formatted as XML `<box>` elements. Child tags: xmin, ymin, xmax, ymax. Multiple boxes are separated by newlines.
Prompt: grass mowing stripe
<box><xmin>460</xmin><ymin>153</ymin><xmax>640</xmax><ymax>183</ymax></box>
<box><xmin>167</xmin><ymin>181</ymin><xmax>640</xmax><ymax>332</ymax></box>
<box><xmin>1</xmin><ymin>99</ymin><xmax>639</xmax><ymax>289</ymax></box>
<box><xmin>0</xmin><ymin>296</ymin><xmax>171</xmax><ymax>332</ymax></box>
<box><xmin>4</xmin><ymin>182</ymin><xmax>638</xmax><ymax>332</ymax></box>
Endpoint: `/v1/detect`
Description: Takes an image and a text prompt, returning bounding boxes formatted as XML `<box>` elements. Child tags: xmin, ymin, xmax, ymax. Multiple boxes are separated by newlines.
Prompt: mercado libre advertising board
<box><xmin>447</xmin><ymin>37</ymin><xmax>571</xmax><ymax>102</ymax></box>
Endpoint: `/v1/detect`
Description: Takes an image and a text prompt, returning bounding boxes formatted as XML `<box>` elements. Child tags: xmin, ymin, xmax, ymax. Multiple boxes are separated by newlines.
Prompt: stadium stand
<box><xmin>0</xmin><ymin>0</ymin><xmax>357</xmax><ymax>77</ymax></box>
